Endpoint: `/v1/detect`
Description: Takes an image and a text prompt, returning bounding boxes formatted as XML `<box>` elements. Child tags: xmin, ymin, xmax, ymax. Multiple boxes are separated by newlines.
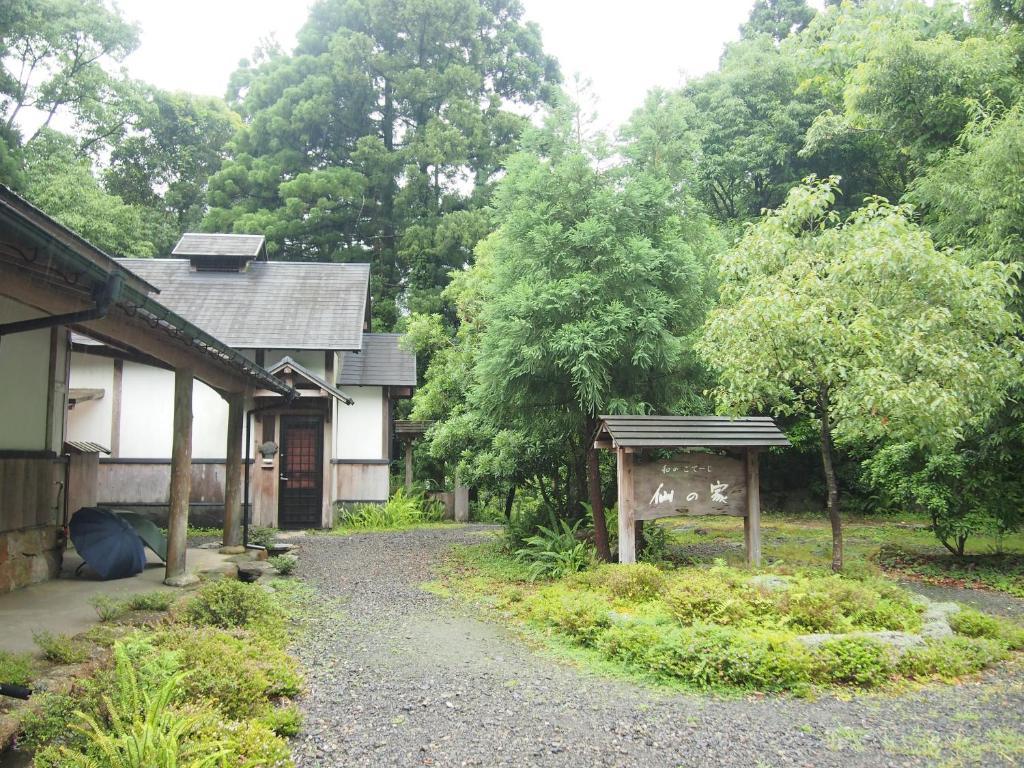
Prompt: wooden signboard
<box><xmin>632</xmin><ymin>453</ymin><xmax>747</xmax><ymax>520</ymax></box>
<box><xmin>616</xmin><ymin>447</ymin><xmax>761</xmax><ymax>567</ymax></box>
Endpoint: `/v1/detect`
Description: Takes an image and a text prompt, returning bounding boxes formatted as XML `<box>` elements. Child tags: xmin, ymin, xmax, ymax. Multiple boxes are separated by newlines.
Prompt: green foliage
<box><xmin>514</xmin><ymin>519</ymin><xmax>595</xmax><ymax>580</ymax></box>
<box><xmin>269</xmin><ymin>554</ymin><xmax>298</xmax><ymax>576</ymax></box>
<box><xmin>259</xmin><ymin>704</ymin><xmax>304</xmax><ymax>738</ymax></box>
<box><xmin>205</xmin><ymin>0</ymin><xmax>559</xmax><ymax>327</ymax></box>
<box><xmin>247</xmin><ymin>526</ymin><xmax>278</xmax><ymax>549</ymax></box>
<box><xmin>183</xmin><ymin>580</ymin><xmax>283</xmax><ymax>636</ymax></box>
<box><xmin>154</xmin><ymin>627</ymin><xmax>302</xmax><ymax>720</ymax></box>
<box><xmin>124</xmin><ymin>591</ymin><xmax>176</xmax><ymax>612</ymax></box>
<box><xmin>949</xmin><ymin>607</ymin><xmax>1024</xmax><ymax>649</ymax></box>
<box><xmin>524</xmin><ymin>588</ymin><xmax>612</xmax><ymax>646</ymax></box>
<box><xmin>595</xmin><ymin>563</ymin><xmax>667</xmax><ymax>601</ymax></box>
<box><xmin>334</xmin><ymin>489</ymin><xmax>446</xmax><ymax>530</ymax></box>
<box><xmin>0</xmin><ymin>649</ymin><xmax>35</xmax><ymax>686</ymax></box>
<box><xmin>897</xmin><ymin>636</ymin><xmax>1009</xmax><ymax>679</ymax></box>
<box><xmin>90</xmin><ymin>594</ymin><xmax>128</xmax><ymax>622</ymax></box>
<box><xmin>19</xmin><ymin>692</ymin><xmax>79</xmax><ymax>751</ymax></box>
<box><xmin>33</xmin><ymin>630</ymin><xmax>89</xmax><ymax>665</ymax></box>
<box><xmin>812</xmin><ymin>637</ymin><xmax>892</xmax><ymax>686</ymax></box>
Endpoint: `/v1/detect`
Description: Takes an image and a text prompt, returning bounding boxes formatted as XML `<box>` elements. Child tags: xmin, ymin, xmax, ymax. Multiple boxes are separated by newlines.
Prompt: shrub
<box><xmin>524</xmin><ymin>588</ymin><xmax>612</xmax><ymax>646</ymax></box>
<box><xmin>949</xmin><ymin>608</ymin><xmax>1024</xmax><ymax>650</ymax></box>
<box><xmin>125</xmin><ymin>591</ymin><xmax>176</xmax><ymax>612</ymax></box>
<box><xmin>669</xmin><ymin>626</ymin><xmax>814</xmax><ymax>691</ymax></box>
<box><xmin>514</xmin><ymin>519</ymin><xmax>595</xmax><ymax>580</ymax></box>
<box><xmin>595</xmin><ymin>622</ymin><xmax>664</xmax><ymax>669</ymax></box>
<box><xmin>248</xmin><ymin>526</ymin><xmax>278</xmax><ymax>549</ymax></box>
<box><xmin>812</xmin><ymin>637</ymin><xmax>892</xmax><ymax>687</ymax></box>
<box><xmin>90</xmin><ymin>594</ymin><xmax>128</xmax><ymax>622</ymax></box>
<box><xmin>33</xmin><ymin>630</ymin><xmax>89</xmax><ymax>665</ymax></box>
<box><xmin>194</xmin><ymin>717</ymin><xmax>293</xmax><ymax>766</ymax></box>
<box><xmin>0</xmin><ymin>649</ymin><xmax>35</xmax><ymax>686</ymax></box>
<box><xmin>18</xmin><ymin>692</ymin><xmax>80</xmax><ymax>752</ymax></box>
<box><xmin>155</xmin><ymin>627</ymin><xmax>302</xmax><ymax>719</ymax></box>
<box><xmin>505</xmin><ymin>503</ymin><xmax>551</xmax><ymax>550</ymax></box>
<box><xmin>269</xmin><ymin>554</ymin><xmax>298</xmax><ymax>576</ymax></box>
<box><xmin>897</xmin><ymin>636</ymin><xmax>1008</xmax><ymax>679</ymax></box>
<box><xmin>775</xmin><ymin>575</ymin><xmax>921</xmax><ymax>634</ymax></box>
<box><xmin>260</xmin><ymin>704</ymin><xmax>304</xmax><ymax>737</ymax></box>
<box><xmin>184</xmin><ymin>579</ymin><xmax>281</xmax><ymax>632</ymax></box>
<box><xmin>664</xmin><ymin>571</ymin><xmax>759</xmax><ymax>627</ymax></box>
<box><xmin>597</xmin><ymin>563</ymin><xmax>666</xmax><ymax>602</ymax></box>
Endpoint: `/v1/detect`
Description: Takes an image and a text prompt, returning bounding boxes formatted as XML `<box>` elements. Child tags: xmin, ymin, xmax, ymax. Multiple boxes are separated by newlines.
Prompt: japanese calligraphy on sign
<box><xmin>633</xmin><ymin>453</ymin><xmax>747</xmax><ymax>520</ymax></box>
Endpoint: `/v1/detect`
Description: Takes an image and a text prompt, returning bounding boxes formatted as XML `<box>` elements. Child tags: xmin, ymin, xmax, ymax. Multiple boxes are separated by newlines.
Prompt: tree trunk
<box><xmin>818</xmin><ymin>387</ymin><xmax>843</xmax><ymax>571</ymax></box>
<box><xmin>585</xmin><ymin>418</ymin><xmax>612</xmax><ymax>561</ymax></box>
<box><xmin>503</xmin><ymin>485</ymin><xmax>516</xmax><ymax>522</ymax></box>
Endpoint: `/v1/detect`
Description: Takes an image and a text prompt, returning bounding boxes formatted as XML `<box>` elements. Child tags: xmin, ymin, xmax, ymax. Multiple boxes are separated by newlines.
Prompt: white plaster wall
<box><xmin>118</xmin><ymin>363</ymin><xmax>228</xmax><ymax>458</ymax></box>
<box><xmin>334</xmin><ymin>386</ymin><xmax>383</xmax><ymax>460</ymax></box>
<box><xmin>0</xmin><ymin>297</ymin><xmax>49</xmax><ymax>451</ymax></box>
<box><xmin>266</xmin><ymin>349</ymin><xmax>325</xmax><ymax>379</ymax></box>
<box><xmin>67</xmin><ymin>353</ymin><xmax>114</xmax><ymax>449</ymax></box>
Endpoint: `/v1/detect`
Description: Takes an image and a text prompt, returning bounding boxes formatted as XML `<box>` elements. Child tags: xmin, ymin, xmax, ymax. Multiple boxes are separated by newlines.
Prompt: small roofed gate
<box><xmin>595</xmin><ymin>416</ymin><xmax>790</xmax><ymax>566</ymax></box>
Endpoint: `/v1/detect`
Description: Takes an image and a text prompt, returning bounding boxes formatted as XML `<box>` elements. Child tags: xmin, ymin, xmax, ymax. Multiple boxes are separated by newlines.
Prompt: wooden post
<box><xmin>165</xmin><ymin>368</ymin><xmax>195</xmax><ymax>585</ymax></box>
<box><xmin>744</xmin><ymin>448</ymin><xmax>761</xmax><ymax>567</ymax></box>
<box><xmin>221</xmin><ymin>392</ymin><xmax>245</xmax><ymax>551</ymax></box>
<box><xmin>404</xmin><ymin>440</ymin><xmax>414</xmax><ymax>493</ymax></box>
<box><xmin>616</xmin><ymin>448</ymin><xmax>636</xmax><ymax>564</ymax></box>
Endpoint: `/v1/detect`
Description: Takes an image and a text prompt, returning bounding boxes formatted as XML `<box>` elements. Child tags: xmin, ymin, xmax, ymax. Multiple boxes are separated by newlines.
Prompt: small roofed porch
<box><xmin>0</xmin><ymin>185</ymin><xmax>293</xmax><ymax>592</ymax></box>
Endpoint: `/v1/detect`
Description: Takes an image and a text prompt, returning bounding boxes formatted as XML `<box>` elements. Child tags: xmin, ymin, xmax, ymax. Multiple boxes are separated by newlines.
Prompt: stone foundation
<box><xmin>0</xmin><ymin>526</ymin><xmax>62</xmax><ymax>593</ymax></box>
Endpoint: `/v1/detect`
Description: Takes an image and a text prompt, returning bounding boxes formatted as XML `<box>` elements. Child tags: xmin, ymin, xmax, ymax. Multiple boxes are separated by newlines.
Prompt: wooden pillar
<box><xmin>404</xmin><ymin>440</ymin><xmax>414</xmax><ymax>493</ymax></box>
<box><xmin>616</xmin><ymin>448</ymin><xmax>636</xmax><ymax>564</ymax></box>
<box><xmin>165</xmin><ymin>368</ymin><xmax>195</xmax><ymax>585</ymax></box>
<box><xmin>454</xmin><ymin>470</ymin><xmax>469</xmax><ymax>523</ymax></box>
<box><xmin>744</xmin><ymin>448</ymin><xmax>762</xmax><ymax>567</ymax></box>
<box><xmin>221</xmin><ymin>392</ymin><xmax>245</xmax><ymax>551</ymax></box>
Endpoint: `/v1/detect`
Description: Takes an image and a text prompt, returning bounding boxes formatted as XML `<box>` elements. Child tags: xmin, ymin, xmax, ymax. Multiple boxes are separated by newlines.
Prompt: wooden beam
<box><xmin>0</xmin><ymin>262</ymin><xmax>254</xmax><ymax>393</ymax></box>
<box><xmin>221</xmin><ymin>392</ymin><xmax>244</xmax><ymax>549</ymax></box>
<box><xmin>616</xmin><ymin>447</ymin><xmax>636</xmax><ymax>564</ymax></box>
<box><xmin>165</xmin><ymin>367</ymin><xmax>194</xmax><ymax>585</ymax></box>
<box><xmin>744</xmin><ymin>448</ymin><xmax>762</xmax><ymax>567</ymax></box>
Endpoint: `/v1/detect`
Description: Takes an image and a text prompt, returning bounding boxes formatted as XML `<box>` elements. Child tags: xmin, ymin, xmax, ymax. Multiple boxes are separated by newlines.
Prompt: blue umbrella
<box><xmin>69</xmin><ymin>507</ymin><xmax>147</xmax><ymax>580</ymax></box>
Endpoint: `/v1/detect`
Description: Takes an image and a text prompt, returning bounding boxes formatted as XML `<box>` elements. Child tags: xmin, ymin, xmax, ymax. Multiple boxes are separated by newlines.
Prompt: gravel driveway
<box><xmin>290</xmin><ymin>526</ymin><xmax>1024</xmax><ymax>768</ymax></box>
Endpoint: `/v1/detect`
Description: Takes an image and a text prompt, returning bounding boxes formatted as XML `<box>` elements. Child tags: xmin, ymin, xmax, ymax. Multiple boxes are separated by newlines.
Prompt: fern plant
<box><xmin>514</xmin><ymin>519</ymin><xmax>595</xmax><ymax>580</ymax></box>
<box><xmin>44</xmin><ymin>647</ymin><xmax>226</xmax><ymax>768</ymax></box>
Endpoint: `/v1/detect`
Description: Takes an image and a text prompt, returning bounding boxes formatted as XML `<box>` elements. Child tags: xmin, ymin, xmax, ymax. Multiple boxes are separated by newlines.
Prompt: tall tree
<box><xmin>741</xmin><ymin>0</ymin><xmax>816</xmax><ymax>42</ymax></box>
<box><xmin>0</xmin><ymin>0</ymin><xmax>139</xmax><ymax>152</ymax></box>
<box><xmin>698</xmin><ymin>177</ymin><xmax>1021</xmax><ymax>570</ymax></box>
<box><xmin>453</xmin><ymin>99</ymin><xmax>713</xmax><ymax>559</ymax></box>
<box><xmin>204</xmin><ymin>0</ymin><xmax>559</xmax><ymax>328</ymax></box>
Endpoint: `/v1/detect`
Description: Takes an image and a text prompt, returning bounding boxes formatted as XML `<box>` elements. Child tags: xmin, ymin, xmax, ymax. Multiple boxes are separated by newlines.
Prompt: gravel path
<box><xmin>289</xmin><ymin>527</ymin><xmax>1024</xmax><ymax>768</ymax></box>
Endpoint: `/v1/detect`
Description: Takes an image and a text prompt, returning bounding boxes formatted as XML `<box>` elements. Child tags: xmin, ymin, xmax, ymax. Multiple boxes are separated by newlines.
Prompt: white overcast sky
<box><xmin>115</xmin><ymin>0</ymin><xmax>823</xmax><ymax>131</ymax></box>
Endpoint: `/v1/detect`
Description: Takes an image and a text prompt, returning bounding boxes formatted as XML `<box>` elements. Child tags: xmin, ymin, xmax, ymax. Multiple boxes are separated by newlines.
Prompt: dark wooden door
<box><xmin>278</xmin><ymin>416</ymin><xmax>323</xmax><ymax>530</ymax></box>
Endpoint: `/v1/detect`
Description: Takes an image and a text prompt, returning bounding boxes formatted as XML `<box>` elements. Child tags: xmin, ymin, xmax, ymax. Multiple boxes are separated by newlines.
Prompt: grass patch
<box><xmin>656</xmin><ymin>513</ymin><xmax>1024</xmax><ymax>597</ymax></box>
<box><xmin>883</xmin><ymin>728</ymin><xmax>1024</xmax><ymax>767</ymax></box>
<box><xmin>435</xmin><ymin>540</ymin><xmax>1023</xmax><ymax>694</ymax></box>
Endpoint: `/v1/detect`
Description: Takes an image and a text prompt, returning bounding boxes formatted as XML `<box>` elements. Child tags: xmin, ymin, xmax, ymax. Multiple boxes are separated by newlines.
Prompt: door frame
<box><xmin>277</xmin><ymin>413</ymin><xmax>325</xmax><ymax>530</ymax></box>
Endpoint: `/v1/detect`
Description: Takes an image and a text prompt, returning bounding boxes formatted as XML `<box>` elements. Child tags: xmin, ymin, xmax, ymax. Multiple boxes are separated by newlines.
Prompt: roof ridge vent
<box><xmin>172</xmin><ymin>233</ymin><xmax>267</xmax><ymax>272</ymax></box>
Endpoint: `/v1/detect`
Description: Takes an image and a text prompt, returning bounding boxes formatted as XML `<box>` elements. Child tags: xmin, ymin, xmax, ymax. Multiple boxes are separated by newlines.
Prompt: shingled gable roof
<box><xmin>337</xmin><ymin>333</ymin><xmax>416</xmax><ymax>386</ymax></box>
<box><xmin>597</xmin><ymin>416</ymin><xmax>791</xmax><ymax>449</ymax></box>
<box><xmin>267</xmin><ymin>356</ymin><xmax>353</xmax><ymax>405</ymax></box>
<box><xmin>172</xmin><ymin>233</ymin><xmax>266</xmax><ymax>259</ymax></box>
<box><xmin>117</xmin><ymin>258</ymin><xmax>370</xmax><ymax>350</ymax></box>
